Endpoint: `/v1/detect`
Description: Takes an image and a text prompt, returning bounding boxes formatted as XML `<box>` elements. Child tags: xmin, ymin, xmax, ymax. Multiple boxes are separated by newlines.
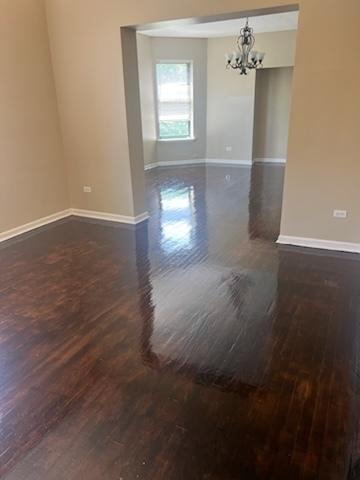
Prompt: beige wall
<box><xmin>137</xmin><ymin>34</ymin><xmax>157</xmax><ymax>167</ymax></box>
<box><xmin>44</xmin><ymin>0</ymin><xmax>360</xmax><ymax>245</ymax></box>
<box><xmin>46</xmin><ymin>3</ymin><xmax>137</xmax><ymax>217</ymax></box>
<box><xmin>281</xmin><ymin>2</ymin><xmax>359</xmax><ymax>242</ymax></box>
<box><xmin>0</xmin><ymin>0</ymin><xmax>68</xmax><ymax>233</ymax></box>
<box><xmin>207</xmin><ymin>36</ymin><xmax>255</xmax><ymax>162</ymax></box>
<box><xmin>253</xmin><ymin>67</ymin><xmax>293</xmax><ymax>160</ymax></box>
<box><xmin>121</xmin><ymin>28</ymin><xmax>147</xmax><ymax>217</ymax></box>
<box><xmin>206</xmin><ymin>30</ymin><xmax>296</xmax><ymax>162</ymax></box>
<box><xmin>137</xmin><ymin>36</ymin><xmax>208</xmax><ymax>166</ymax></box>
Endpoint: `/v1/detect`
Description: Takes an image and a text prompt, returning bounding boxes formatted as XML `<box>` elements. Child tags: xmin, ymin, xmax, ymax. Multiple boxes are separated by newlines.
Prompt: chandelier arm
<box><xmin>249</xmin><ymin>36</ymin><xmax>255</xmax><ymax>51</ymax></box>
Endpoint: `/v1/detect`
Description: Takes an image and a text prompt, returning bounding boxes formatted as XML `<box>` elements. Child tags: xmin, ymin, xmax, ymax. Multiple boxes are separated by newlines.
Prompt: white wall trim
<box><xmin>277</xmin><ymin>235</ymin><xmax>360</xmax><ymax>254</ymax></box>
<box><xmin>145</xmin><ymin>159</ymin><xmax>205</xmax><ymax>169</ymax></box>
<box><xmin>159</xmin><ymin>159</ymin><xmax>205</xmax><ymax>167</ymax></box>
<box><xmin>70</xmin><ymin>209</ymin><xmax>149</xmax><ymax>225</ymax></box>
<box><xmin>133</xmin><ymin>212</ymin><xmax>151</xmax><ymax>224</ymax></box>
<box><xmin>206</xmin><ymin>159</ymin><xmax>252</xmax><ymax>166</ymax></box>
<box><xmin>0</xmin><ymin>209</ymin><xmax>150</xmax><ymax>243</ymax></box>
<box><xmin>144</xmin><ymin>158</ymin><xmax>252</xmax><ymax>170</ymax></box>
<box><xmin>144</xmin><ymin>162</ymin><xmax>158</xmax><ymax>171</ymax></box>
<box><xmin>254</xmin><ymin>158</ymin><xmax>287</xmax><ymax>164</ymax></box>
<box><xmin>157</xmin><ymin>137</ymin><xmax>196</xmax><ymax>143</ymax></box>
<box><xmin>0</xmin><ymin>209</ymin><xmax>72</xmax><ymax>243</ymax></box>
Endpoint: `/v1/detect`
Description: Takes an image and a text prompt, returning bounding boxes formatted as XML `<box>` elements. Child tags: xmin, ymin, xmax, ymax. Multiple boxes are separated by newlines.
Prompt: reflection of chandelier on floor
<box><xmin>225</xmin><ymin>18</ymin><xmax>265</xmax><ymax>75</ymax></box>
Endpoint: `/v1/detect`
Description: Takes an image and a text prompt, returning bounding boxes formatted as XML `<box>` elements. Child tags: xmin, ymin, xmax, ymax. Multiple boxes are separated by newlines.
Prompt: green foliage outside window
<box><xmin>159</xmin><ymin>120</ymin><xmax>190</xmax><ymax>139</ymax></box>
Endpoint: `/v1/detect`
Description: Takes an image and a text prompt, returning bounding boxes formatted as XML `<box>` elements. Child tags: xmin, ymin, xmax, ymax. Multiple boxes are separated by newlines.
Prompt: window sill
<box><xmin>157</xmin><ymin>137</ymin><xmax>197</xmax><ymax>143</ymax></box>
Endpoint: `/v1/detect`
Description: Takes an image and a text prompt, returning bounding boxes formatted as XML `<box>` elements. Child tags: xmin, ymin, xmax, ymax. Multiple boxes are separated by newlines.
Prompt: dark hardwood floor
<box><xmin>1</xmin><ymin>164</ymin><xmax>360</xmax><ymax>479</ymax></box>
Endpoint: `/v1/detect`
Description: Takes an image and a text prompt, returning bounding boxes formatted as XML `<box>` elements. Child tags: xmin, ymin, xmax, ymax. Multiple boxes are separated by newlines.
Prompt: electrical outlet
<box><xmin>333</xmin><ymin>209</ymin><xmax>347</xmax><ymax>218</ymax></box>
<box><xmin>83</xmin><ymin>186</ymin><xmax>92</xmax><ymax>193</ymax></box>
<box><xmin>226</xmin><ymin>146</ymin><xmax>232</xmax><ymax>152</ymax></box>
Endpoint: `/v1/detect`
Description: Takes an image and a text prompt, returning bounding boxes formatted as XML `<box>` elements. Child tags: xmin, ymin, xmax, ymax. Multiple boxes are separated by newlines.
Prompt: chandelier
<box><xmin>225</xmin><ymin>18</ymin><xmax>265</xmax><ymax>75</ymax></box>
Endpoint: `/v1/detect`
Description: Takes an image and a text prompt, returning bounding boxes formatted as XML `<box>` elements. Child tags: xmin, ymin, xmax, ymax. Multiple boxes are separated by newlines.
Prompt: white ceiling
<box><xmin>138</xmin><ymin>11</ymin><xmax>298</xmax><ymax>38</ymax></box>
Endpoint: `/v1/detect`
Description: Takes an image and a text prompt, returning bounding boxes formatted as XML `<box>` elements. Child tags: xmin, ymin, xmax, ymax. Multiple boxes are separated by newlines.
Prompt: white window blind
<box><xmin>156</xmin><ymin>62</ymin><xmax>193</xmax><ymax>140</ymax></box>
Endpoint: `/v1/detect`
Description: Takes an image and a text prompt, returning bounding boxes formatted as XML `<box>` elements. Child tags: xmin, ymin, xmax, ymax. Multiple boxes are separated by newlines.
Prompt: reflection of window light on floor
<box><xmin>160</xmin><ymin>187</ymin><xmax>194</xmax><ymax>212</ymax></box>
<box><xmin>160</xmin><ymin>186</ymin><xmax>195</xmax><ymax>252</ymax></box>
<box><xmin>162</xmin><ymin>195</ymin><xmax>189</xmax><ymax>211</ymax></box>
<box><xmin>162</xmin><ymin>220</ymin><xmax>192</xmax><ymax>251</ymax></box>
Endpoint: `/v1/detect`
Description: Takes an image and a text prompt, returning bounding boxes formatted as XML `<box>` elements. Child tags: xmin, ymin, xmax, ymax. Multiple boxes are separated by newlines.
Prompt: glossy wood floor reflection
<box><xmin>1</xmin><ymin>165</ymin><xmax>360</xmax><ymax>480</ymax></box>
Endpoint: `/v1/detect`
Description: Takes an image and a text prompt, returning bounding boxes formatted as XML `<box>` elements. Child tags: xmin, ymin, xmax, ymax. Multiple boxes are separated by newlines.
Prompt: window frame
<box><xmin>155</xmin><ymin>60</ymin><xmax>195</xmax><ymax>142</ymax></box>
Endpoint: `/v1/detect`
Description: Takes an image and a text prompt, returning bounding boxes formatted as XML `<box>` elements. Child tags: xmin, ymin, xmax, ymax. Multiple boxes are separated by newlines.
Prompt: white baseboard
<box><xmin>206</xmin><ymin>159</ymin><xmax>252</xmax><ymax>166</ymax></box>
<box><xmin>277</xmin><ymin>235</ymin><xmax>360</xmax><ymax>254</ymax></box>
<box><xmin>0</xmin><ymin>209</ymin><xmax>72</xmax><ymax>243</ymax></box>
<box><xmin>254</xmin><ymin>158</ymin><xmax>286</xmax><ymax>164</ymax></box>
<box><xmin>144</xmin><ymin>162</ymin><xmax>158</xmax><ymax>171</ymax></box>
<box><xmin>70</xmin><ymin>209</ymin><xmax>149</xmax><ymax>225</ymax></box>
<box><xmin>158</xmin><ymin>159</ymin><xmax>205</xmax><ymax>168</ymax></box>
<box><xmin>0</xmin><ymin>208</ymin><xmax>150</xmax><ymax>243</ymax></box>
<box><xmin>145</xmin><ymin>159</ymin><xmax>205</xmax><ymax>170</ymax></box>
<box><xmin>144</xmin><ymin>158</ymin><xmax>252</xmax><ymax>170</ymax></box>
<box><xmin>133</xmin><ymin>212</ymin><xmax>150</xmax><ymax>224</ymax></box>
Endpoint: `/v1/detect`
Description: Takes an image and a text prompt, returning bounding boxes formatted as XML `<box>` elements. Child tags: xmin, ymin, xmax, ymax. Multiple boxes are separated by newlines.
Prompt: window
<box><xmin>156</xmin><ymin>62</ymin><xmax>193</xmax><ymax>140</ymax></box>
